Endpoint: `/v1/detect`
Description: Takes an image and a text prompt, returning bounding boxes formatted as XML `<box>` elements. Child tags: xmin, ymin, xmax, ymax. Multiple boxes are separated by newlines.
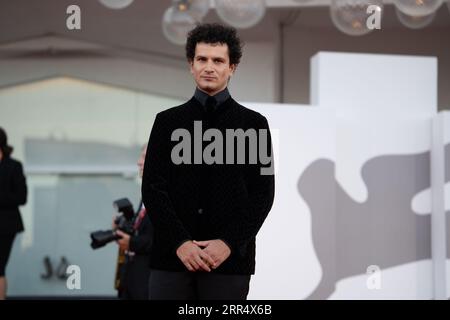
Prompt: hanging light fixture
<box><xmin>395</xmin><ymin>6</ymin><xmax>436</xmax><ymax>29</ymax></box>
<box><xmin>162</xmin><ymin>5</ymin><xmax>197</xmax><ymax>45</ymax></box>
<box><xmin>395</xmin><ymin>0</ymin><xmax>442</xmax><ymax>16</ymax></box>
<box><xmin>215</xmin><ymin>0</ymin><xmax>266</xmax><ymax>29</ymax></box>
<box><xmin>173</xmin><ymin>0</ymin><xmax>210</xmax><ymax>22</ymax></box>
<box><xmin>330</xmin><ymin>0</ymin><xmax>383</xmax><ymax>36</ymax></box>
<box><xmin>98</xmin><ymin>0</ymin><xmax>134</xmax><ymax>10</ymax></box>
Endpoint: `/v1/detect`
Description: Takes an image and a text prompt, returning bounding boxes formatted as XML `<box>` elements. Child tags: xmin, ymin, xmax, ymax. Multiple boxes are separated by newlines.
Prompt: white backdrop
<box><xmin>245</xmin><ymin>52</ymin><xmax>448</xmax><ymax>299</ymax></box>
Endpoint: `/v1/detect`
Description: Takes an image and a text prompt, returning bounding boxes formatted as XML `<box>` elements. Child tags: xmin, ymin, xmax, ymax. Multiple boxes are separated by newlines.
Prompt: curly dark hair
<box><xmin>186</xmin><ymin>23</ymin><xmax>243</xmax><ymax>66</ymax></box>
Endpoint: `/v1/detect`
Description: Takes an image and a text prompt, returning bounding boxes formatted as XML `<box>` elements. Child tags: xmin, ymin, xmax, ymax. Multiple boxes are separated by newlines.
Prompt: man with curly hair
<box><xmin>142</xmin><ymin>23</ymin><xmax>275</xmax><ymax>300</ymax></box>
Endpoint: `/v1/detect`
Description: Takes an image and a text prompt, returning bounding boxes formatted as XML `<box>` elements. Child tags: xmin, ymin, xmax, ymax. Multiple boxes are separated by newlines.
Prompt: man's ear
<box><xmin>229</xmin><ymin>64</ymin><xmax>237</xmax><ymax>76</ymax></box>
<box><xmin>189</xmin><ymin>60</ymin><xmax>194</xmax><ymax>75</ymax></box>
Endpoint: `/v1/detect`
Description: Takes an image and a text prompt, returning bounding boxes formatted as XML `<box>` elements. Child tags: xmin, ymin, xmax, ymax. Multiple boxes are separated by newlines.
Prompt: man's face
<box><xmin>137</xmin><ymin>146</ymin><xmax>147</xmax><ymax>178</ymax></box>
<box><xmin>190</xmin><ymin>42</ymin><xmax>236</xmax><ymax>96</ymax></box>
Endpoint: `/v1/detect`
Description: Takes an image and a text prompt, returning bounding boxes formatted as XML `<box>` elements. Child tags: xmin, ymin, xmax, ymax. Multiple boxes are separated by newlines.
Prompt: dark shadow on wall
<box><xmin>299</xmin><ymin>143</ymin><xmax>450</xmax><ymax>300</ymax></box>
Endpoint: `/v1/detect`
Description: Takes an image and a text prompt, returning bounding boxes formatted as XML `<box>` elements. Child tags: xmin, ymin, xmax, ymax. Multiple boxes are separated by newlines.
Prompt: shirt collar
<box><xmin>194</xmin><ymin>87</ymin><xmax>230</xmax><ymax>110</ymax></box>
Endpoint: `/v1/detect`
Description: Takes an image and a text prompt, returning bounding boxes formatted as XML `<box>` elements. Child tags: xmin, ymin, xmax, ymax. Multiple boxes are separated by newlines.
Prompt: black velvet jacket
<box><xmin>142</xmin><ymin>96</ymin><xmax>275</xmax><ymax>275</ymax></box>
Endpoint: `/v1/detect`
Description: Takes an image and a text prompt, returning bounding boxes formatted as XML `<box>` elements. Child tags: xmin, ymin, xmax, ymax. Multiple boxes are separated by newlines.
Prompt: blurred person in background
<box><xmin>113</xmin><ymin>144</ymin><xmax>153</xmax><ymax>300</ymax></box>
<box><xmin>0</xmin><ymin>127</ymin><xmax>27</xmax><ymax>300</ymax></box>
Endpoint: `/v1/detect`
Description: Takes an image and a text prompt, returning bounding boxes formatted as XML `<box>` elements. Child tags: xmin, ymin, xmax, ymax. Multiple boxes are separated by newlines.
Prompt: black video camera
<box><xmin>90</xmin><ymin>198</ymin><xmax>135</xmax><ymax>249</ymax></box>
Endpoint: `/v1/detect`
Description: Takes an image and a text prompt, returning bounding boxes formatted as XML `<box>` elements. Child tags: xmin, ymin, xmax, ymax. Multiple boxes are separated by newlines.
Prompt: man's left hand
<box><xmin>193</xmin><ymin>239</ymin><xmax>231</xmax><ymax>269</ymax></box>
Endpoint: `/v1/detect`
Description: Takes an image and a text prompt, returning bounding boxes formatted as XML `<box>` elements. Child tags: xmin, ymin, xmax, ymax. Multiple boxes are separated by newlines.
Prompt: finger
<box><xmin>211</xmin><ymin>259</ymin><xmax>223</xmax><ymax>269</ymax></box>
<box><xmin>200</xmin><ymin>252</ymin><xmax>216</xmax><ymax>268</ymax></box>
<box><xmin>195</xmin><ymin>256</ymin><xmax>211</xmax><ymax>272</ymax></box>
<box><xmin>190</xmin><ymin>259</ymin><xmax>201</xmax><ymax>271</ymax></box>
<box><xmin>184</xmin><ymin>261</ymin><xmax>195</xmax><ymax>272</ymax></box>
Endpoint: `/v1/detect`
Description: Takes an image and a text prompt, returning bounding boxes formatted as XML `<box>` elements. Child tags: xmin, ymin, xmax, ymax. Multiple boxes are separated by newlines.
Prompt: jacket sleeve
<box><xmin>141</xmin><ymin>113</ymin><xmax>192</xmax><ymax>253</ymax></box>
<box><xmin>0</xmin><ymin>161</ymin><xmax>27</xmax><ymax>207</ymax></box>
<box><xmin>219</xmin><ymin>116</ymin><xmax>275</xmax><ymax>257</ymax></box>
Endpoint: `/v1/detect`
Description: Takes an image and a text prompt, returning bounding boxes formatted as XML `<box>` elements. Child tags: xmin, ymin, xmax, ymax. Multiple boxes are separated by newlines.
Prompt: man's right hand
<box><xmin>176</xmin><ymin>240</ymin><xmax>216</xmax><ymax>272</ymax></box>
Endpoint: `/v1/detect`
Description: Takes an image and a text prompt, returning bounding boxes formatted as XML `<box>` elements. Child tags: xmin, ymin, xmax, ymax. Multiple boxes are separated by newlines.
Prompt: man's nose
<box><xmin>205</xmin><ymin>61</ymin><xmax>214</xmax><ymax>72</ymax></box>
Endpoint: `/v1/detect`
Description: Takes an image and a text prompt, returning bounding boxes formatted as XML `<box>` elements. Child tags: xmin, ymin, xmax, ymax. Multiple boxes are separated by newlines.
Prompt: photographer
<box><xmin>113</xmin><ymin>144</ymin><xmax>153</xmax><ymax>300</ymax></box>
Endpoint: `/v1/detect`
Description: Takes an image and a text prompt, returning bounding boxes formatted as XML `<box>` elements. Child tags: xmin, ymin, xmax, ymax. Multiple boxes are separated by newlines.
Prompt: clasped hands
<box><xmin>176</xmin><ymin>239</ymin><xmax>231</xmax><ymax>272</ymax></box>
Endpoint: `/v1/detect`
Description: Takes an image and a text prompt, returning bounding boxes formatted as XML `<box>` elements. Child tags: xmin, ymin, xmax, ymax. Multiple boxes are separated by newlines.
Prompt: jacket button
<box><xmin>197</xmin><ymin>208</ymin><xmax>203</xmax><ymax>214</ymax></box>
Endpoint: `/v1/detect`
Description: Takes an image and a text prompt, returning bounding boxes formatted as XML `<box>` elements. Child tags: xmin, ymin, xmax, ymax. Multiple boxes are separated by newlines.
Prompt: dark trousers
<box><xmin>149</xmin><ymin>269</ymin><xmax>251</xmax><ymax>300</ymax></box>
<box><xmin>119</xmin><ymin>255</ymin><xmax>151</xmax><ymax>300</ymax></box>
<box><xmin>0</xmin><ymin>234</ymin><xmax>16</xmax><ymax>277</ymax></box>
